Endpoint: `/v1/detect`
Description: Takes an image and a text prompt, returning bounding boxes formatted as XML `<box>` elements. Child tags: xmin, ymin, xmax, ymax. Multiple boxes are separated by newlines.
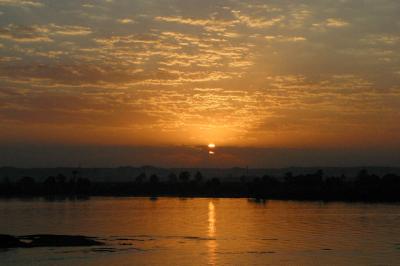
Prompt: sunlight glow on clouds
<box><xmin>0</xmin><ymin>0</ymin><xmax>399</xmax><ymax>163</ymax></box>
<box><xmin>0</xmin><ymin>0</ymin><xmax>43</xmax><ymax>8</ymax></box>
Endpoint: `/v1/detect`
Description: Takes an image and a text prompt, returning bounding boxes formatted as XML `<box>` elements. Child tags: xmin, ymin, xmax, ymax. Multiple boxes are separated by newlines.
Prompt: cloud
<box><xmin>361</xmin><ymin>34</ymin><xmax>400</xmax><ymax>45</ymax></box>
<box><xmin>43</xmin><ymin>24</ymin><xmax>92</xmax><ymax>36</ymax></box>
<box><xmin>82</xmin><ymin>3</ymin><xmax>94</xmax><ymax>8</ymax></box>
<box><xmin>0</xmin><ymin>0</ymin><xmax>43</xmax><ymax>7</ymax></box>
<box><xmin>232</xmin><ymin>10</ymin><xmax>284</xmax><ymax>28</ymax></box>
<box><xmin>155</xmin><ymin>16</ymin><xmax>236</xmax><ymax>32</ymax></box>
<box><xmin>264</xmin><ymin>35</ymin><xmax>306</xmax><ymax>42</ymax></box>
<box><xmin>0</xmin><ymin>24</ymin><xmax>52</xmax><ymax>42</ymax></box>
<box><xmin>0</xmin><ymin>63</ymin><xmax>174</xmax><ymax>86</ymax></box>
<box><xmin>94</xmin><ymin>34</ymin><xmax>158</xmax><ymax>46</ymax></box>
<box><xmin>0</xmin><ymin>23</ymin><xmax>91</xmax><ymax>43</ymax></box>
<box><xmin>155</xmin><ymin>16</ymin><xmax>210</xmax><ymax>26</ymax></box>
<box><xmin>0</xmin><ymin>56</ymin><xmax>21</xmax><ymax>62</ymax></box>
<box><xmin>313</xmin><ymin>18</ymin><xmax>349</xmax><ymax>30</ymax></box>
<box><xmin>90</xmin><ymin>29</ymin><xmax>254</xmax><ymax>78</ymax></box>
<box><xmin>116</xmin><ymin>18</ymin><xmax>135</xmax><ymax>24</ymax></box>
<box><xmin>325</xmin><ymin>18</ymin><xmax>349</xmax><ymax>28</ymax></box>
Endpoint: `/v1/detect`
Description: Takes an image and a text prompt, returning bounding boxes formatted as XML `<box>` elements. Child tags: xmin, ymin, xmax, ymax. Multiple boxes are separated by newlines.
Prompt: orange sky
<box><xmin>0</xmin><ymin>0</ymin><xmax>399</xmax><ymax>167</ymax></box>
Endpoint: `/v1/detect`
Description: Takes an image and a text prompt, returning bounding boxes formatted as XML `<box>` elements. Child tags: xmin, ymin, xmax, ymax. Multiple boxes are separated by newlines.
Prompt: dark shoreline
<box><xmin>2</xmin><ymin>184</ymin><xmax>400</xmax><ymax>203</ymax></box>
<box><xmin>2</xmin><ymin>195</ymin><xmax>400</xmax><ymax>205</ymax></box>
<box><xmin>2</xmin><ymin>169</ymin><xmax>400</xmax><ymax>203</ymax></box>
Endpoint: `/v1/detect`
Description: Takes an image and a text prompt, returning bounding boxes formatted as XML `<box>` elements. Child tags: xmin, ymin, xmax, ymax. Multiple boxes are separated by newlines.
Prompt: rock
<box><xmin>0</xmin><ymin>234</ymin><xmax>103</xmax><ymax>248</ymax></box>
<box><xmin>22</xmin><ymin>235</ymin><xmax>104</xmax><ymax>247</ymax></box>
<box><xmin>0</xmin><ymin>234</ymin><xmax>26</xmax><ymax>248</ymax></box>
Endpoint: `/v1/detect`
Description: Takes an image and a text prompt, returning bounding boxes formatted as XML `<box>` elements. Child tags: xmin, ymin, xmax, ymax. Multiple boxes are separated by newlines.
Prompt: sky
<box><xmin>0</xmin><ymin>0</ymin><xmax>399</xmax><ymax>167</ymax></box>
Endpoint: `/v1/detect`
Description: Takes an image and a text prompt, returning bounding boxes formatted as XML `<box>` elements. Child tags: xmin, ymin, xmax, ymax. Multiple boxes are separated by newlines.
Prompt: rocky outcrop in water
<box><xmin>0</xmin><ymin>234</ymin><xmax>103</xmax><ymax>248</ymax></box>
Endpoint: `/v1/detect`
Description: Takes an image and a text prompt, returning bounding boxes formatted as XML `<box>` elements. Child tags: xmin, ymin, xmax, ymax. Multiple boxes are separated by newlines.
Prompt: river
<box><xmin>1</xmin><ymin>197</ymin><xmax>400</xmax><ymax>265</ymax></box>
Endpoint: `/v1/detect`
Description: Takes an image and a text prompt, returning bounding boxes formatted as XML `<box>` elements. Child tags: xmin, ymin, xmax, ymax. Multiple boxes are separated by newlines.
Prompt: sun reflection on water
<box><xmin>207</xmin><ymin>201</ymin><xmax>217</xmax><ymax>266</ymax></box>
<box><xmin>208</xmin><ymin>201</ymin><xmax>216</xmax><ymax>236</ymax></box>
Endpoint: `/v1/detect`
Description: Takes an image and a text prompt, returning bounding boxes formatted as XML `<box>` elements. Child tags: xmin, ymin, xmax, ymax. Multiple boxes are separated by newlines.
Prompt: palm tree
<box><xmin>150</xmin><ymin>174</ymin><xmax>159</xmax><ymax>184</ymax></box>
<box><xmin>195</xmin><ymin>171</ymin><xmax>203</xmax><ymax>183</ymax></box>
<box><xmin>168</xmin><ymin>172</ymin><xmax>177</xmax><ymax>183</ymax></box>
<box><xmin>179</xmin><ymin>171</ymin><xmax>190</xmax><ymax>183</ymax></box>
<box><xmin>135</xmin><ymin>172</ymin><xmax>146</xmax><ymax>183</ymax></box>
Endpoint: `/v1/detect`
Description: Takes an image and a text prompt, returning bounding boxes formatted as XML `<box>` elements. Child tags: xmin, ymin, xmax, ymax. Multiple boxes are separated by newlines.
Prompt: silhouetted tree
<box><xmin>253</xmin><ymin>177</ymin><xmax>261</xmax><ymax>184</ymax></box>
<box><xmin>315</xmin><ymin>169</ymin><xmax>324</xmax><ymax>178</ymax></box>
<box><xmin>56</xmin><ymin>174</ymin><xmax>66</xmax><ymax>184</ymax></box>
<box><xmin>76</xmin><ymin>178</ymin><xmax>91</xmax><ymax>193</ymax></box>
<box><xmin>284</xmin><ymin>172</ymin><xmax>294</xmax><ymax>183</ymax></box>
<box><xmin>135</xmin><ymin>172</ymin><xmax>146</xmax><ymax>183</ymax></box>
<box><xmin>325</xmin><ymin>175</ymin><xmax>345</xmax><ymax>186</ymax></box>
<box><xmin>307</xmin><ymin>170</ymin><xmax>324</xmax><ymax>185</ymax></box>
<box><xmin>44</xmin><ymin>176</ymin><xmax>57</xmax><ymax>190</ymax></box>
<box><xmin>195</xmin><ymin>171</ymin><xmax>203</xmax><ymax>183</ymax></box>
<box><xmin>17</xmin><ymin>176</ymin><xmax>36</xmax><ymax>194</ymax></box>
<box><xmin>356</xmin><ymin>169</ymin><xmax>380</xmax><ymax>185</ymax></box>
<box><xmin>0</xmin><ymin>177</ymin><xmax>11</xmax><ymax>195</ymax></box>
<box><xmin>313</xmin><ymin>169</ymin><xmax>324</xmax><ymax>181</ymax></box>
<box><xmin>179</xmin><ymin>171</ymin><xmax>190</xmax><ymax>183</ymax></box>
<box><xmin>18</xmin><ymin>176</ymin><xmax>35</xmax><ymax>186</ymax></box>
<box><xmin>262</xmin><ymin>175</ymin><xmax>279</xmax><ymax>186</ymax></box>
<box><xmin>150</xmin><ymin>174</ymin><xmax>159</xmax><ymax>184</ymax></box>
<box><xmin>209</xmin><ymin>177</ymin><xmax>220</xmax><ymax>186</ymax></box>
<box><xmin>168</xmin><ymin>172</ymin><xmax>178</xmax><ymax>183</ymax></box>
<box><xmin>382</xmin><ymin>173</ymin><xmax>400</xmax><ymax>185</ymax></box>
<box><xmin>72</xmin><ymin>170</ymin><xmax>79</xmax><ymax>180</ymax></box>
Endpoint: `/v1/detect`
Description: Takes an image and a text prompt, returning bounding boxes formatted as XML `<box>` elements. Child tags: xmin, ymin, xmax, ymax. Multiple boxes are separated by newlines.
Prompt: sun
<box><xmin>208</xmin><ymin>143</ymin><xmax>216</xmax><ymax>148</ymax></box>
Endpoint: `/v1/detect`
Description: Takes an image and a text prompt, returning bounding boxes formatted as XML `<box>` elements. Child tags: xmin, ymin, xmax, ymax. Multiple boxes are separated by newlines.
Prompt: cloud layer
<box><xmin>0</xmin><ymin>0</ymin><xmax>399</xmax><ymax>166</ymax></box>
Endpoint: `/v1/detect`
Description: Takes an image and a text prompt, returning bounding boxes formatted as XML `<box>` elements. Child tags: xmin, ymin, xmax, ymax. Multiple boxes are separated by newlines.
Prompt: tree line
<box><xmin>1</xmin><ymin>169</ymin><xmax>400</xmax><ymax>201</ymax></box>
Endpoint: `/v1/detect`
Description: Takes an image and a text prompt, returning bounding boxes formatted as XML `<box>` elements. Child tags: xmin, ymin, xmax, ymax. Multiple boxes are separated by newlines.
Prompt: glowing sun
<box><xmin>208</xmin><ymin>143</ymin><xmax>216</xmax><ymax>148</ymax></box>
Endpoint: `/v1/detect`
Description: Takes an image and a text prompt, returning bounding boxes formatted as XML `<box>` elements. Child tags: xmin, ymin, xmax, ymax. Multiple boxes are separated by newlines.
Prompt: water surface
<box><xmin>1</xmin><ymin>197</ymin><xmax>400</xmax><ymax>265</ymax></box>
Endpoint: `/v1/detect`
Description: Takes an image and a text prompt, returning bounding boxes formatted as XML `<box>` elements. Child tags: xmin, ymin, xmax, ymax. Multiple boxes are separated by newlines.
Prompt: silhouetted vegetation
<box><xmin>2</xmin><ymin>169</ymin><xmax>400</xmax><ymax>202</ymax></box>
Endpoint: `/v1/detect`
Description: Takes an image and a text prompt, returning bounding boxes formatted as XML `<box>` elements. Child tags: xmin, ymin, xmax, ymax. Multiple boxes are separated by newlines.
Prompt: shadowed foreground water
<box><xmin>1</xmin><ymin>197</ymin><xmax>400</xmax><ymax>265</ymax></box>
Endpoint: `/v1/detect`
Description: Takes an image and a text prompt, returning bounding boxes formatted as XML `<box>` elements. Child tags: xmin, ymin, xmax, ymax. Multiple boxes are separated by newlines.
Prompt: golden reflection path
<box><xmin>207</xmin><ymin>201</ymin><xmax>217</xmax><ymax>266</ymax></box>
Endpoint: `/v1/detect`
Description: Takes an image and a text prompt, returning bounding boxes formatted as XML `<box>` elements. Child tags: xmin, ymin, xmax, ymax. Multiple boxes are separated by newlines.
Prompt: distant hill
<box><xmin>1</xmin><ymin>166</ymin><xmax>400</xmax><ymax>183</ymax></box>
